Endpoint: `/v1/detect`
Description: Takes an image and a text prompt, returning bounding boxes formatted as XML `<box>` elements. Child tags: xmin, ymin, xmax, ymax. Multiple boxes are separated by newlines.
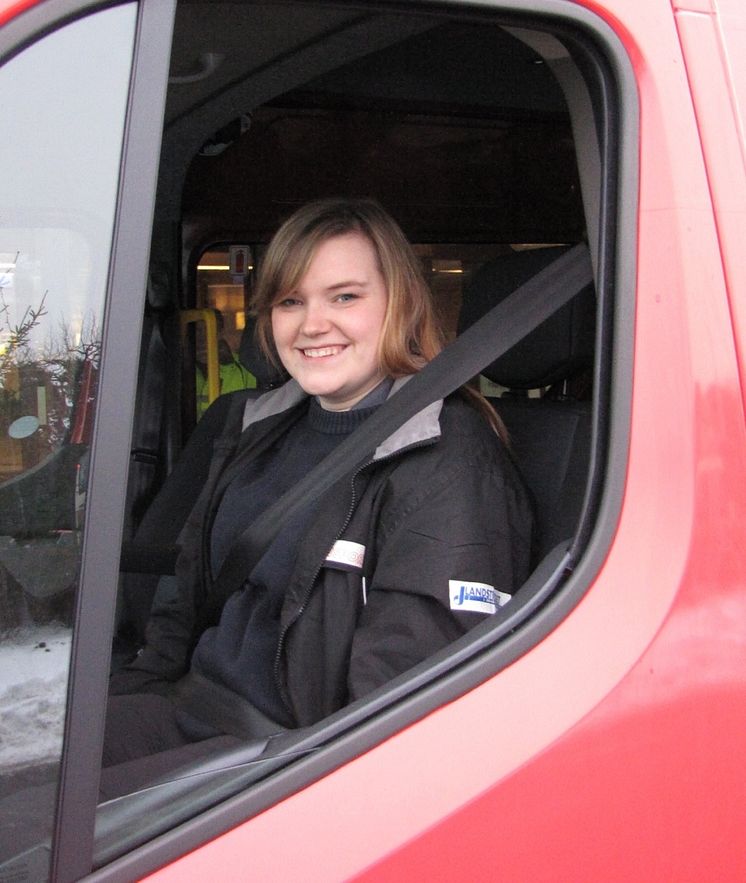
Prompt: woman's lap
<box><xmin>103</xmin><ymin>693</ymin><xmax>191</xmax><ymax>766</ymax></box>
<box><xmin>101</xmin><ymin>692</ymin><xmax>243</xmax><ymax>800</ymax></box>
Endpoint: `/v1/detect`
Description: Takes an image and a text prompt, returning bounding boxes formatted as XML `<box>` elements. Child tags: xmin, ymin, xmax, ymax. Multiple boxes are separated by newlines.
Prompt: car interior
<box><xmin>98</xmin><ymin>0</ymin><xmax>622</xmax><ymax>854</ymax></box>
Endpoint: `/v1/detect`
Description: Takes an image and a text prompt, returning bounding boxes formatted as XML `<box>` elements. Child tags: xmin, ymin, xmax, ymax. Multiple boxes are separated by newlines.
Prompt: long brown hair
<box><xmin>250</xmin><ymin>197</ymin><xmax>506</xmax><ymax>440</ymax></box>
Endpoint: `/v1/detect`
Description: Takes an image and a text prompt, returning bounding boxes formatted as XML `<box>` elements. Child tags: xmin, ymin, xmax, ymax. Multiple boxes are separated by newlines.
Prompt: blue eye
<box><xmin>336</xmin><ymin>292</ymin><xmax>357</xmax><ymax>303</ymax></box>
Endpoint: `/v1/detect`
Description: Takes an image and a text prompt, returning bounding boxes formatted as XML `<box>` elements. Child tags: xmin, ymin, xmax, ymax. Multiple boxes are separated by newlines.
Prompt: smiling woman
<box><xmin>103</xmin><ymin>197</ymin><xmax>533</xmax><ymax>796</ymax></box>
<box><xmin>269</xmin><ymin>232</ymin><xmax>389</xmax><ymax>410</ymax></box>
<box><xmin>252</xmin><ymin>197</ymin><xmax>445</xmax><ymax>387</ymax></box>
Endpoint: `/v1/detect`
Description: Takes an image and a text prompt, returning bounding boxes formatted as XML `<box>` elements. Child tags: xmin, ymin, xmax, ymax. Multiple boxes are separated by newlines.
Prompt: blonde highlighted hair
<box><xmin>251</xmin><ymin>197</ymin><xmax>444</xmax><ymax>375</ymax></box>
<box><xmin>250</xmin><ymin>197</ymin><xmax>506</xmax><ymax>440</ymax></box>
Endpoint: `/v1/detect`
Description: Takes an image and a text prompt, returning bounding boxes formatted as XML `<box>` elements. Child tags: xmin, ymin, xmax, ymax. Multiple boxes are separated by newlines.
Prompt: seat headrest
<box><xmin>458</xmin><ymin>246</ymin><xmax>595</xmax><ymax>390</ymax></box>
<box><xmin>238</xmin><ymin>315</ymin><xmax>289</xmax><ymax>389</ymax></box>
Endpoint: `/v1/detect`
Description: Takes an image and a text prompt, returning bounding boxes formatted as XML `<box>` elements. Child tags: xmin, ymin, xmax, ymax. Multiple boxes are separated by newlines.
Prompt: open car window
<box><xmin>0</xmin><ymin>1</ymin><xmax>637</xmax><ymax>879</ymax></box>
<box><xmin>99</xmin><ymin>1</ymin><xmax>633</xmax><ymax>872</ymax></box>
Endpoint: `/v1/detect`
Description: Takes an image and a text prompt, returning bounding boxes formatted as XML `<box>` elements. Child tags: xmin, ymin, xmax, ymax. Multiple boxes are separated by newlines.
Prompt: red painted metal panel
<box><xmin>675</xmin><ymin>8</ymin><xmax>746</xmax><ymax>422</ymax></box>
<box><xmin>2</xmin><ymin>0</ymin><xmax>745</xmax><ymax>878</ymax></box>
<box><xmin>0</xmin><ymin>0</ymin><xmax>40</xmax><ymax>27</ymax></box>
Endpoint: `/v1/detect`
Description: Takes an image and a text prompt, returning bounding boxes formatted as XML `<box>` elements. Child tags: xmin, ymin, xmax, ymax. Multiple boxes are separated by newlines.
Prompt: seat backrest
<box><xmin>238</xmin><ymin>315</ymin><xmax>288</xmax><ymax>391</ymax></box>
<box><xmin>494</xmin><ymin>396</ymin><xmax>591</xmax><ymax>555</ymax></box>
<box><xmin>458</xmin><ymin>245</ymin><xmax>595</xmax><ymax>559</ymax></box>
<box><xmin>127</xmin><ymin>317</ymin><xmax>286</xmax><ymax>560</ymax></box>
<box><xmin>115</xmin><ymin>389</ymin><xmax>251</xmax><ymax>661</ymax></box>
<box><xmin>115</xmin><ymin>319</ymin><xmax>287</xmax><ymax>658</ymax></box>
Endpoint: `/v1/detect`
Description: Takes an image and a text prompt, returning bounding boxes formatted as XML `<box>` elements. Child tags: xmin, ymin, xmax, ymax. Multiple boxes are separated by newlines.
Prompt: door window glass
<box><xmin>0</xmin><ymin>6</ymin><xmax>137</xmax><ymax>875</ymax></box>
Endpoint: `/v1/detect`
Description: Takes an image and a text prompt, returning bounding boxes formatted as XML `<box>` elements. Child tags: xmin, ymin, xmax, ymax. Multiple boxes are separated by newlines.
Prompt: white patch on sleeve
<box><xmin>325</xmin><ymin>540</ymin><xmax>365</xmax><ymax>572</ymax></box>
<box><xmin>449</xmin><ymin>580</ymin><xmax>511</xmax><ymax>615</ymax></box>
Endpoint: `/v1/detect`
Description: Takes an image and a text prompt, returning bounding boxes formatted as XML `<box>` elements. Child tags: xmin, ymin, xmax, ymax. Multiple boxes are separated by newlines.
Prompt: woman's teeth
<box><xmin>303</xmin><ymin>346</ymin><xmax>344</xmax><ymax>358</ymax></box>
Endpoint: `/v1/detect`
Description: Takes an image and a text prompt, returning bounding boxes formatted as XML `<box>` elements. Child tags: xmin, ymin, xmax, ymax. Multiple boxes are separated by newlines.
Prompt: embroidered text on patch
<box><xmin>449</xmin><ymin>579</ymin><xmax>511</xmax><ymax>614</ymax></box>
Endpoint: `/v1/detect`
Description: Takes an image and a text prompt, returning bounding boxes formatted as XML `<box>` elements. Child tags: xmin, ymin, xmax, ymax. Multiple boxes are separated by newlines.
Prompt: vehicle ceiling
<box><xmin>166</xmin><ymin>3</ymin><xmax>566</xmax><ymax>124</ymax></box>
<box><xmin>156</xmin><ymin>2</ymin><xmax>581</xmax><ymax>247</ymax></box>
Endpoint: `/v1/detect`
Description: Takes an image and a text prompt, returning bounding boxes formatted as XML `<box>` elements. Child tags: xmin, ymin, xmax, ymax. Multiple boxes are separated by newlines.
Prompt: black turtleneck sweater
<box><xmin>189</xmin><ymin>382</ymin><xmax>391</xmax><ymax>728</ymax></box>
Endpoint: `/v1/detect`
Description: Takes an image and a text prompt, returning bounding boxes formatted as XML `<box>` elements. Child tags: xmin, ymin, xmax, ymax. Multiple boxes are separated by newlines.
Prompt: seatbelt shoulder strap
<box><xmin>205</xmin><ymin>243</ymin><xmax>593</xmax><ymax>621</ymax></box>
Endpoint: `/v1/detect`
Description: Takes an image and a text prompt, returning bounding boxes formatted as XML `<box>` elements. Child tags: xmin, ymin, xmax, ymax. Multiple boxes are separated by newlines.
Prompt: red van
<box><xmin>1</xmin><ymin>0</ymin><xmax>745</xmax><ymax>880</ymax></box>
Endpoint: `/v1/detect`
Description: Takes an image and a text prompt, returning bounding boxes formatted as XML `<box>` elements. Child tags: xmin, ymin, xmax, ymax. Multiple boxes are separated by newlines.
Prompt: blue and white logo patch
<box><xmin>449</xmin><ymin>580</ymin><xmax>511</xmax><ymax>615</ymax></box>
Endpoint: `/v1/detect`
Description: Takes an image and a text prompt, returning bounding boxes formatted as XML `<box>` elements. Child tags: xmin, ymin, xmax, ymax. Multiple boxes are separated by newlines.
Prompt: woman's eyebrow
<box><xmin>326</xmin><ymin>279</ymin><xmax>368</xmax><ymax>291</ymax></box>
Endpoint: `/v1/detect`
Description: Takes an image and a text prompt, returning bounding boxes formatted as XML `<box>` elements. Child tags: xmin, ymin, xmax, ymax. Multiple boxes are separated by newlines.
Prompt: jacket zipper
<box><xmin>272</xmin><ymin>459</ymin><xmax>368</xmax><ymax>712</ymax></box>
<box><xmin>272</xmin><ymin>438</ymin><xmax>436</xmax><ymax>715</ymax></box>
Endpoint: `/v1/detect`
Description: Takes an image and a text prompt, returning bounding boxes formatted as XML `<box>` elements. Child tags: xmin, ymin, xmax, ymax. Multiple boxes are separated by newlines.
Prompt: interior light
<box><xmin>197</xmin><ymin>264</ymin><xmax>254</xmax><ymax>272</ymax></box>
<box><xmin>431</xmin><ymin>260</ymin><xmax>463</xmax><ymax>275</ymax></box>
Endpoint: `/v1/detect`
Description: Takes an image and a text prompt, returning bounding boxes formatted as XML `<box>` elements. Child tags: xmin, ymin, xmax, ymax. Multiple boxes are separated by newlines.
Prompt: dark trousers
<box><xmin>100</xmin><ymin>693</ymin><xmax>243</xmax><ymax>801</ymax></box>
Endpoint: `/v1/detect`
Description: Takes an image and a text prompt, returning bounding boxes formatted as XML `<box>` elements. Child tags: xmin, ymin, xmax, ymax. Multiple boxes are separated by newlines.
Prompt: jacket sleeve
<box><xmin>347</xmin><ymin>453</ymin><xmax>531</xmax><ymax>701</ymax></box>
<box><xmin>108</xmin><ymin>396</ymin><xmax>252</xmax><ymax>696</ymax></box>
<box><xmin>108</xmin><ymin>472</ymin><xmax>218</xmax><ymax>695</ymax></box>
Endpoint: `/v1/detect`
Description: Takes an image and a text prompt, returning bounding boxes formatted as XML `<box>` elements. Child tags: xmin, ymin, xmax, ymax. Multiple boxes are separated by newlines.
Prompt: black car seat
<box><xmin>114</xmin><ymin>318</ymin><xmax>287</xmax><ymax>661</ymax></box>
<box><xmin>458</xmin><ymin>245</ymin><xmax>596</xmax><ymax>559</ymax></box>
<box><xmin>123</xmin><ymin>314</ymin><xmax>286</xmax><ymax>571</ymax></box>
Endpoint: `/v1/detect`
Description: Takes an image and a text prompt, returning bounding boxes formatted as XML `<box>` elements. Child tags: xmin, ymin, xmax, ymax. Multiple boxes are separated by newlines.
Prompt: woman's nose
<box><xmin>300</xmin><ymin>300</ymin><xmax>331</xmax><ymax>336</ymax></box>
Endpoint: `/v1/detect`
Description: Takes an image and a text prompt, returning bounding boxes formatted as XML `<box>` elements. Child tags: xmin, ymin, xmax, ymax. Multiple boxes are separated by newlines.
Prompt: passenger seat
<box><xmin>458</xmin><ymin>245</ymin><xmax>596</xmax><ymax>559</ymax></box>
<box><xmin>114</xmin><ymin>318</ymin><xmax>287</xmax><ymax>661</ymax></box>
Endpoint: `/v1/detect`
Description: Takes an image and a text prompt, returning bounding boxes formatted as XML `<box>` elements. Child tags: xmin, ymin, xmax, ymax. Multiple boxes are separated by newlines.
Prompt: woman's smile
<box><xmin>300</xmin><ymin>344</ymin><xmax>347</xmax><ymax>358</ymax></box>
<box><xmin>271</xmin><ymin>232</ymin><xmax>388</xmax><ymax>410</ymax></box>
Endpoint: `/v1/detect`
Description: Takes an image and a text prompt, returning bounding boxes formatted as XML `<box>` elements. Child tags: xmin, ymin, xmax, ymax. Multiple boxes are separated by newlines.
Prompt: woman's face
<box><xmin>271</xmin><ymin>232</ymin><xmax>388</xmax><ymax>410</ymax></box>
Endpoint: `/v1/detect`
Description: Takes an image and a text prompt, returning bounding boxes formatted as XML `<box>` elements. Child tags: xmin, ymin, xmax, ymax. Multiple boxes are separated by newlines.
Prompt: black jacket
<box><xmin>112</xmin><ymin>379</ymin><xmax>533</xmax><ymax>727</ymax></box>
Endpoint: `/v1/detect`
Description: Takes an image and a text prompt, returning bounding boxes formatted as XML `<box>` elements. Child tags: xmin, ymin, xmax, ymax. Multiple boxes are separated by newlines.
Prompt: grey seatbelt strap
<box><xmin>202</xmin><ymin>243</ymin><xmax>593</xmax><ymax>624</ymax></box>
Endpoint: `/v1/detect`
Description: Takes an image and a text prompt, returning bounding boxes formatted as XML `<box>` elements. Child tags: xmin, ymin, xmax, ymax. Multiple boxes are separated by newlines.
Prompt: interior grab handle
<box><xmin>169</xmin><ymin>51</ymin><xmax>224</xmax><ymax>85</ymax></box>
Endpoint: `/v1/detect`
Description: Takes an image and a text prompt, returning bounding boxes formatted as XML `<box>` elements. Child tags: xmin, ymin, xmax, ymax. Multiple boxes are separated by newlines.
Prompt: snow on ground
<box><xmin>0</xmin><ymin>625</ymin><xmax>71</xmax><ymax>775</ymax></box>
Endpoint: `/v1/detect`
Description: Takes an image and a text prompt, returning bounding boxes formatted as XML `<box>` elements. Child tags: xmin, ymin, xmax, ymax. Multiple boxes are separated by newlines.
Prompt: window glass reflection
<box><xmin>0</xmin><ymin>5</ymin><xmax>137</xmax><ymax>876</ymax></box>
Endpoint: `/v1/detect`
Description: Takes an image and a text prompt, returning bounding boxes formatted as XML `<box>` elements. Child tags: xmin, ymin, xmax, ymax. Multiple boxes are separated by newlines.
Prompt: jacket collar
<box><xmin>241</xmin><ymin>376</ymin><xmax>443</xmax><ymax>460</ymax></box>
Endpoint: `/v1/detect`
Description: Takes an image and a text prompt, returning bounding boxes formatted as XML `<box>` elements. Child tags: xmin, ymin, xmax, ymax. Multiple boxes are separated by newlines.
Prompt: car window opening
<box><xmin>108</xmin><ymin>1</ymin><xmax>612</xmax><ymax>817</ymax></box>
<box><xmin>0</xmin><ymin>0</ymin><xmax>627</xmax><ymax>875</ymax></box>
